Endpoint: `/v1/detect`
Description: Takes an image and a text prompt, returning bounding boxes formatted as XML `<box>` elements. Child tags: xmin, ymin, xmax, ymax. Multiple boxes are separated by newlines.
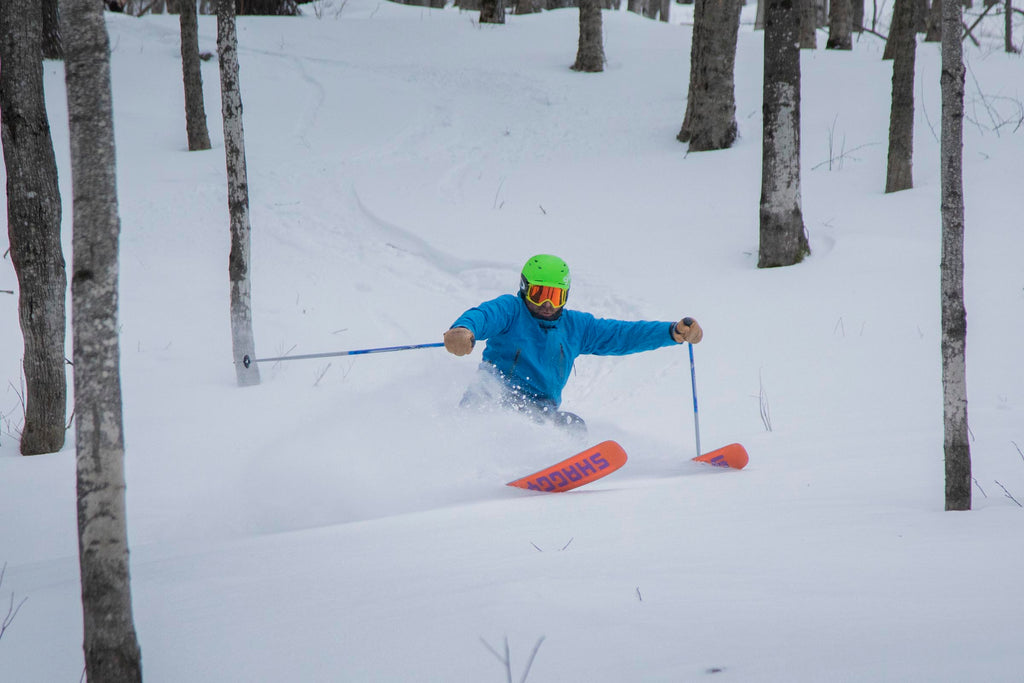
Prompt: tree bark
<box><xmin>826</xmin><ymin>0</ymin><xmax>853</xmax><ymax>48</ymax></box>
<box><xmin>1006</xmin><ymin>0</ymin><xmax>1016</xmax><ymax>53</ymax></box>
<box><xmin>180</xmin><ymin>0</ymin><xmax>212</xmax><ymax>150</ymax></box>
<box><xmin>62</xmin><ymin>0</ymin><xmax>144</xmax><ymax>676</ymax></box>
<box><xmin>480</xmin><ymin>0</ymin><xmax>506</xmax><ymax>23</ymax></box>
<box><xmin>759</xmin><ymin>0</ymin><xmax>809</xmax><ymax>268</ymax></box>
<box><xmin>800</xmin><ymin>0</ymin><xmax>818</xmax><ymax>47</ymax></box>
<box><xmin>1</xmin><ymin>0</ymin><xmax>68</xmax><ymax>455</ymax></box>
<box><xmin>851</xmin><ymin>0</ymin><xmax>864</xmax><ymax>31</ymax></box>
<box><xmin>41</xmin><ymin>0</ymin><xmax>62</xmax><ymax>59</ymax></box>
<box><xmin>678</xmin><ymin>0</ymin><xmax>742</xmax><ymax>151</ymax></box>
<box><xmin>885</xmin><ymin>0</ymin><xmax>916</xmax><ymax>193</ymax></box>
<box><xmin>217</xmin><ymin>0</ymin><xmax>261</xmax><ymax>386</ymax></box>
<box><xmin>924</xmin><ymin>0</ymin><xmax>942</xmax><ymax>41</ymax></box>
<box><xmin>940</xmin><ymin>0</ymin><xmax>970</xmax><ymax>511</ymax></box>
<box><xmin>572</xmin><ymin>0</ymin><xmax>604</xmax><ymax>72</ymax></box>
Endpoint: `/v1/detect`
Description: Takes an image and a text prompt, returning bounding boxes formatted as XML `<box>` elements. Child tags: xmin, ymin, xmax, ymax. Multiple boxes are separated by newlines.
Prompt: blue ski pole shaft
<box><xmin>240</xmin><ymin>342</ymin><xmax>444</xmax><ymax>368</ymax></box>
<box><xmin>684</xmin><ymin>318</ymin><xmax>701</xmax><ymax>457</ymax></box>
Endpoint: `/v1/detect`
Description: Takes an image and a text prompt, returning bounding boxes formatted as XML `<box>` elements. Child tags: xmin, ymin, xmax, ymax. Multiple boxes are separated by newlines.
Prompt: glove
<box><xmin>443</xmin><ymin>326</ymin><xmax>475</xmax><ymax>356</ymax></box>
<box><xmin>672</xmin><ymin>317</ymin><xmax>703</xmax><ymax>344</ymax></box>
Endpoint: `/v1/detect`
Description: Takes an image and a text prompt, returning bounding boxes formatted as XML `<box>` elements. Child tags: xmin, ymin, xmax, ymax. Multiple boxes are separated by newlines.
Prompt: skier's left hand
<box><xmin>672</xmin><ymin>317</ymin><xmax>702</xmax><ymax>344</ymax></box>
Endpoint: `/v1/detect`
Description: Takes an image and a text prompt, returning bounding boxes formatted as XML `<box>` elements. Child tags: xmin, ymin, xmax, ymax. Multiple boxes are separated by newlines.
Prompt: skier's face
<box><xmin>525</xmin><ymin>297</ymin><xmax>562</xmax><ymax>321</ymax></box>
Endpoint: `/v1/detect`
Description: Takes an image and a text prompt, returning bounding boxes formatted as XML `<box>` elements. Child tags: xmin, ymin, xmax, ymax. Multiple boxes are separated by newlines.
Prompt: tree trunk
<box><xmin>882</xmin><ymin>0</ymin><xmax>906</xmax><ymax>58</ymax></box>
<box><xmin>800</xmin><ymin>0</ymin><xmax>817</xmax><ymax>47</ymax></box>
<box><xmin>41</xmin><ymin>0</ymin><xmax>62</xmax><ymax>59</ymax></box>
<box><xmin>572</xmin><ymin>0</ymin><xmax>604</xmax><ymax>72</ymax></box>
<box><xmin>62</xmin><ymin>0</ymin><xmax>144</xmax><ymax>677</ymax></box>
<box><xmin>826</xmin><ymin>0</ymin><xmax>853</xmax><ymax>48</ymax></box>
<box><xmin>217</xmin><ymin>0</ymin><xmax>261</xmax><ymax>387</ymax></box>
<box><xmin>940</xmin><ymin>0</ymin><xmax>970</xmax><ymax>511</ymax></box>
<box><xmin>180</xmin><ymin>0</ymin><xmax>212</xmax><ymax>150</ymax></box>
<box><xmin>479</xmin><ymin>0</ymin><xmax>506</xmax><ymax>23</ymax></box>
<box><xmin>924</xmin><ymin>0</ymin><xmax>942</xmax><ymax>41</ymax></box>
<box><xmin>851</xmin><ymin>0</ymin><xmax>864</xmax><ymax>31</ymax></box>
<box><xmin>1</xmin><ymin>0</ymin><xmax>68</xmax><ymax>456</ymax></box>
<box><xmin>1006</xmin><ymin>0</ymin><xmax>1015</xmax><ymax>53</ymax></box>
<box><xmin>678</xmin><ymin>0</ymin><xmax>742</xmax><ymax>151</ymax></box>
<box><xmin>759</xmin><ymin>0</ymin><xmax>809</xmax><ymax>268</ymax></box>
<box><xmin>885</xmin><ymin>0</ymin><xmax>915</xmax><ymax>193</ymax></box>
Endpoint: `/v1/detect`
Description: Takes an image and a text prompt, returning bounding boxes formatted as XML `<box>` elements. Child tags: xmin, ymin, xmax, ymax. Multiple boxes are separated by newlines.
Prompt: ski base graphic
<box><xmin>507</xmin><ymin>440</ymin><xmax>628</xmax><ymax>493</ymax></box>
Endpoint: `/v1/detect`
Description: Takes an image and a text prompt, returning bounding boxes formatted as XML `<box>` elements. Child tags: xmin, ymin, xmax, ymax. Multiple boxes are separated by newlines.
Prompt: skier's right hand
<box><xmin>444</xmin><ymin>327</ymin><xmax>475</xmax><ymax>356</ymax></box>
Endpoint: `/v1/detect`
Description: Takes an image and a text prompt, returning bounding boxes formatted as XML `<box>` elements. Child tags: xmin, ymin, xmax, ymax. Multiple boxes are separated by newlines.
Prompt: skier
<box><xmin>443</xmin><ymin>254</ymin><xmax>703</xmax><ymax>432</ymax></box>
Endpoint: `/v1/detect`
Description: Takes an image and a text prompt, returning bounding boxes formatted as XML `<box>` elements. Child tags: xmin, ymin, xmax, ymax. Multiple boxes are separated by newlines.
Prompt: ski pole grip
<box><xmin>682</xmin><ymin>317</ymin><xmax>694</xmax><ymax>327</ymax></box>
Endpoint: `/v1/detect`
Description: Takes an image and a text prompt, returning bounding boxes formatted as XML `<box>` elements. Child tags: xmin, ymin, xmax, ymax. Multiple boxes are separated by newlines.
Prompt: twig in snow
<box><xmin>0</xmin><ymin>563</ymin><xmax>28</xmax><ymax>644</ymax></box>
<box><xmin>994</xmin><ymin>480</ymin><xmax>1022</xmax><ymax>507</ymax></box>
<box><xmin>972</xmin><ymin>477</ymin><xmax>987</xmax><ymax>498</ymax></box>
<box><xmin>1012</xmin><ymin>440</ymin><xmax>1023</xmax><ymax>464</ymax></box>
<box><xmin>758</xmin><ymin>370</ymin><xmax>772</xmax><ymax>432</ymax></box>
<box><xmin>480</xmin><ymin>635</ymin><xmax>546</xmax><ymax>683</ymax></box>
<box><xmin>313</xmin><ymin>362</ymin><xmax>331</xmax><ymax>387</ymax></box>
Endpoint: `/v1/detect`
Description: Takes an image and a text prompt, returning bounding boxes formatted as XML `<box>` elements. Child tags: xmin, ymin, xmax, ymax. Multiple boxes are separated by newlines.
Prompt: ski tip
<box><xmin>692</xmin><ymin>443</ymin><xmax>748</xmax><ymax>470</ymax></box>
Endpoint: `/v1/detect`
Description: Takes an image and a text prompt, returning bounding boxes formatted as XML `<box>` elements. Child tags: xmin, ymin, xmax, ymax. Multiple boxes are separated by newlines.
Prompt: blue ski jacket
<box><xmin>450</xmin><ymin>294</ymin><xmax>680</xmax><ymax>407</ymax></box>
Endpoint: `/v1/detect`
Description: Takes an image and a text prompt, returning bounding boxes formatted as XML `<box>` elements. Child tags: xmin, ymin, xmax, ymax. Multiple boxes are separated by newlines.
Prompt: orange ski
<box><xmin>692</xmin><ymin>443</ymin><xmax>748</xmax><ymax>470</ymax></box>
<box><xmin>507</xmin><ymin>440</ymin><xmax>628</xmax><ymax>493</ymax></box>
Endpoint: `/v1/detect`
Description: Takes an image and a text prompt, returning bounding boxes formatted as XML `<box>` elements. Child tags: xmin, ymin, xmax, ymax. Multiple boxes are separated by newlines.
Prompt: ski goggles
<box><xmin>525</xmin><ymin>283</ymin><xmax>568</xmax><ymax>308</ymax></box>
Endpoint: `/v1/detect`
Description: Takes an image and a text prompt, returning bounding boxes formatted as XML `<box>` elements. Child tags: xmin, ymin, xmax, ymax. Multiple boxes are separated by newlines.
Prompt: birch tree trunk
<box><xmin>678</xmin><ymin>0</ymin><xmax>742</xmax><ymax>151</ymax></box>
<box><xmin>62</xmin><ymin>0</ymin><xmax>144</xmax><ymax>677</ymax></box>
<box><xmin>180</xmin><ymin>0</ymin><xmax>211</xmax><ymax>150</ymax></box>
<box><xmin>1</xmin><ymin>0</ymin><xmax>67</xmax><ymax>455</ymax></box>
<box><xmin>759</xmin><ymin>0</ymin><xmax>810</xmax><ymax>268</ymax></box>
<box><xmin>217</xmin><ymin>0</ymin><xmax>261</xmax><ymax>386</ymax></box>
<box><xmin>885</xmin><ymin>0</ymin><xmax>916</xmax><ymax>193</ymax></box>
<box><xmin>572</xmin><ymin>0</ymin><xmax>604</xmax><ymax>72</ymax></box>
<box><xmin>940</xmin><ymin>0</ymin><xmax>970</xmax><ymax>511</ymax></box>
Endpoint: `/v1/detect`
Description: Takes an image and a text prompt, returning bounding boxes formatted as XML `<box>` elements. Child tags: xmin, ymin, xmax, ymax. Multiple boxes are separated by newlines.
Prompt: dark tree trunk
<box><xmin>826</xmin><ymin>0</ymin><xmax>853</xmax><ymax>48</ymax></box>
<box><xmin>924</xmin><ymin>0</ymin><xmax>942</xmax><ymax>41</ymax></box>
<box><xmin>572</xmin><ymin>0</ymin><xmax>604</xmax><ymax>72</ymax></box>
<box><xmin>851</xmin><ymin>0</ymin><xmax>864</xmax><ymax>31</ymax></box>
<box><xmin>217</xmin><ymin>0</ymin><xmax>261</xmax><ymax>387</ymax></box>
<box><xmin>678</xmin><ymin>0</ymin><xmax>742</xmax><ymax>150</ymax></box>
<box><xmin>759</xmin><ymin>0</ymin><xmax>809</xmax><ymax>268</ymax></box>
<box><xmin>480</xmin><ymin>0</ymin><xmax>506</xmax><ymax>23</ymax></box>
<box><xmin>882</xmin><ymin>0</ymin><xmax>908</xmax><ymax>58</ymax></box>
<box><xmin>1</xmin><ymin>0</ymin><xmax>68</xmax><ymax>455</ymax></box>
<box><xmin>940</xmin><ymin>0</ymin><xmax>970</xmax><ymax>511</ymax></box>
<box><xmin>885</xmin><ymin>0</ymin><xmax>916</xmax><ymax>193</ymax></box>
<box><xmin>800</xmin><ymin>0</ymin><xmax>817</xmax><ymax>47</ymax></box>
<box><xmin>41</xmin><ymin>0</ymin><xmax>62</xmax><ymax>58</ymax></box>
<box><xmin>1005</xmin><ymin>0</ymin><xmax>1015</xmax><ymax>53</ymax></box>
<box><xmin>180</xmin><ymin>0</ymin><xmax>212</xmax><ymax>150</ymax></box>
<box><xmin>62</xmin><ymin>0</ymin><xmax>144</xmax><ymax>676</ymax></box>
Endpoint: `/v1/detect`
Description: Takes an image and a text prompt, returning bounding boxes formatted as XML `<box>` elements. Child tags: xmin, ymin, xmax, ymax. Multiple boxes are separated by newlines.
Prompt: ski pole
<box><xmin>684</xmin><ymin>317</ymin><xmax>701</xmax><ymax>457</ymax></box>
<box><xmin>239</xmin><ymin>342</ymin><xmax>444</xmax><ymax>368</ymax></box>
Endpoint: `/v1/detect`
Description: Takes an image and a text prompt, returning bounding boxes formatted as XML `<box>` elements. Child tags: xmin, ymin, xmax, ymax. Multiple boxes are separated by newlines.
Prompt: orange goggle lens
<box><xmin>526</xmin><ymin>284</ymin><xmax>568</xmax><ymax>308</ymax></box>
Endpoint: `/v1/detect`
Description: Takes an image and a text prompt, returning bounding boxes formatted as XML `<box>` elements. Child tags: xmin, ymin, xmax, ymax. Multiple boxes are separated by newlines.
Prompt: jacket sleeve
<box><xmin>450</xmin><ymin>294</ymin><xmax>519</xmax><ymax>341</ymax></box>
<box><xmin>577</xmin><ymin>312</ymin><xmax>678</xmax><ymax>356</ymax></box>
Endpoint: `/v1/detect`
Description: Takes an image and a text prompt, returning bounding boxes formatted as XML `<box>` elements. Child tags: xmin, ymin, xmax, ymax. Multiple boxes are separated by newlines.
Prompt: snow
<box><xmin>2</xmin><ymin>3</ymin><xmax>1023</xmax><ymax>681</ymax></box>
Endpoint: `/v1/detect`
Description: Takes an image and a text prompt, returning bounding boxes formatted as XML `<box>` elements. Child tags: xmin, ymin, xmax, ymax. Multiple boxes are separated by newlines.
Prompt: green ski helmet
<box><xmin>520</xmin><ymin>254</ymin><xmax>571</xmax><ymax>306</ymax></box>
